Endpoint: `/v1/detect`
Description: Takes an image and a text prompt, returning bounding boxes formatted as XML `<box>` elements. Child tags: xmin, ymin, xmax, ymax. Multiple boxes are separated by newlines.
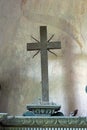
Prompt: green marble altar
<box><xmin>0</xmin><ymin>113</ymin><xmax>87</xmax><ymax>129</ymax></box>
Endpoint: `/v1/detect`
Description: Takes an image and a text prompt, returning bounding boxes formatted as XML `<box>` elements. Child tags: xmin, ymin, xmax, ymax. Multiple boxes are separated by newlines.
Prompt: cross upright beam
<box><xmin>27</xmin><ymin>26</ymin><xmax>61</xmax><ymax>102</ymax></box>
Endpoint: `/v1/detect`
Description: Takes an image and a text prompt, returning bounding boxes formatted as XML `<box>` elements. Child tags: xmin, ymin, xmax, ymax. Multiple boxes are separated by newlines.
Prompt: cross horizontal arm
<box><xmin>27</xmin><ymin>43</ymin><xmax>41</xmax><ymax>51</ymax></box>
<box><xmin>47</xmin><ymin>42</ymin><xmax>61</xmax><ymax>49</ymax></box>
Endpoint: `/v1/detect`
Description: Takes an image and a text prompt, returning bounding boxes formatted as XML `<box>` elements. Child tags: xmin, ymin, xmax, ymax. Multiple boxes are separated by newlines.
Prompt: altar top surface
<box><xmin>26</xmin><ymin>104</ymin><xmax>61</xmax><ymax>114</ymax></box>
<box><xmin>27</xmin><ymin>104</ymin><xmax>61</xmax><ymax>109</ymax></box>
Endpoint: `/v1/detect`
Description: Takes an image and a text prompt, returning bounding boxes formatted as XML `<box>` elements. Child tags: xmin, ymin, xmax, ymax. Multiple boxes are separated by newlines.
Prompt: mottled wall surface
<box><xmin>0</xmin><ymin>0</ymin><xmax>87</xmax><ymax>116</ymax></box>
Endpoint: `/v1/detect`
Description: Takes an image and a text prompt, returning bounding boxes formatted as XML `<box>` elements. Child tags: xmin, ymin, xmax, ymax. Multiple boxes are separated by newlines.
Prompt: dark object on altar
<box><xmin>23</xmin><ymin>111</ymin><xmax>35</xmax><ymax>116</ymax></box>
<box><xmin>70</xmin><ymin>109</ymin><xmax>78</xmax><ymax>116</ymax></box>
<box><xmin>51</xmin><ymin>111</ymin><xmax>64</xmax><ymax>116</ymax></box>
<box><xmin>85</xmin><ymin>85</ymin><xmax>87</xmax><ymax>93</ymax></box>
<box><xmin>51</xmin><ymin>107</ymin><xmax>64</xmax><ymax>116</ymax></box>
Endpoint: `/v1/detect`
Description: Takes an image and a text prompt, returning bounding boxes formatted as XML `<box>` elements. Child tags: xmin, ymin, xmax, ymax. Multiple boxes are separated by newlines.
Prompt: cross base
<box><xmin>26</xmin><ymin>104</ymin><xmax>61</xmax><ymax>116</ymax></box>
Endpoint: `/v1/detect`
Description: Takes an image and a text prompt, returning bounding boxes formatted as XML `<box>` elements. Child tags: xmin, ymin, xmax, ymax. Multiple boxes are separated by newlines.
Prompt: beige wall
<box><xmin>0</xmin><ymin>0</ymin><xmax>87</xmax><ymax>116</ymax></box>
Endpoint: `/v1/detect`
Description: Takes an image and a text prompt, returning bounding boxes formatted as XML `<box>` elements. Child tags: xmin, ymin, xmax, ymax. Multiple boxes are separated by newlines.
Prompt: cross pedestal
<box><xmin>26</xmin><ymin>104</ymin><xmax>61</xmax><ymax>116</ymax></box>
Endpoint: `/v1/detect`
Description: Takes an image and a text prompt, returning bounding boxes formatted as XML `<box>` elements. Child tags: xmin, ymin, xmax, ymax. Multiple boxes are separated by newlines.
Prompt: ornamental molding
<box><xmin>0</xmin><ymin>115</ymin><xmax>87</xmax><ymax>127</ymax></box>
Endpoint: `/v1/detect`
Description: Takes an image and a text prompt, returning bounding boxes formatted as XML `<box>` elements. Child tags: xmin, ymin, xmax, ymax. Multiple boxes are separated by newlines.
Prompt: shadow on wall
<box><xmin>0</xmin><ymin>80</ymin><xmax>9</xmax><ymax>113</ymax></box>
<box><xmin>62</xmin><ymin>36</ymin><xmax>77</xmax><ymax>114</ymax></box>
<box><xmin>0</xmin><ymin>66</ymin><xmax>21</xmax><ymax>113</ymax></box>
<box><xmin>0</xmin><ymin>64</ymin><xmax>42</xmax><ymax>115</ymax></box>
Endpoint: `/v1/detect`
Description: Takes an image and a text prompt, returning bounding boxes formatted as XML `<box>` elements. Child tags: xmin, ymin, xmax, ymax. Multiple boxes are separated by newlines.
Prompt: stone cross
<box><xmin>27</xmin><ymin>26</ymin><xmax>61</xmax><ymax>102</ymax></box>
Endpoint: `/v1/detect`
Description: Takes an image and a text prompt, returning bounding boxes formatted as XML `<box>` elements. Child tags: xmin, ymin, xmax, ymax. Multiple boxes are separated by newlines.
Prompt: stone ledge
<box><xmin>0</xmin><ymin>115</ymin><xmax>87</xmax><ymax>128</ymax></box>
<box><xmin>0</xmin><ymin>113</ymin><xmax>8</xmax><ymax>121</ymax></box>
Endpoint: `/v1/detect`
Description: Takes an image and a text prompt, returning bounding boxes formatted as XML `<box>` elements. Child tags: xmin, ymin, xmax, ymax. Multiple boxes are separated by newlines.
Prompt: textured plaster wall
<box><xmin>0</xmin><ymin>0</ymin><xmax>87</xmax><ymax>116</ymax></box>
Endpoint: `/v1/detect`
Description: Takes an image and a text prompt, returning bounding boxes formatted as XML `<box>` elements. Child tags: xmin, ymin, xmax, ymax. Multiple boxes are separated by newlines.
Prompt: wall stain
<box><xmin>20</xmin><ymin>0</ymin><xmax>84</xmax><ymax>49</ymax></box>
